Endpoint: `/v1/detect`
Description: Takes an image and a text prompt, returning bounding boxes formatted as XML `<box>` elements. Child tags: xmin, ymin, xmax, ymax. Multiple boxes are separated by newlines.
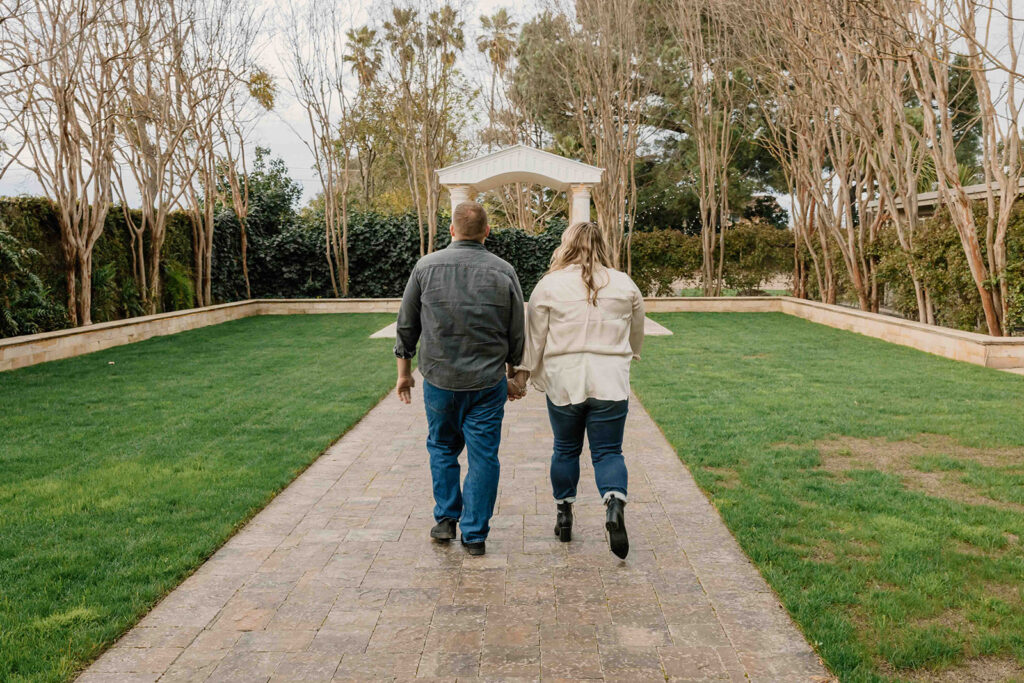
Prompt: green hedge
<box><xmin>875</xmin><ymin>204</ymin><xmax>1024</xmax><ymax>333</ymax></box>
<box><xmin>629</xmin><ymin>221</ymin><xmax>793</xmax><ymax>296</ymax></box>
<box><xmin>0</xmin><ymin>227</ymin><xmax>66</xmax><ymax>336</ymax></box>
<box><xmin>0</xmin><ymin>197</ymin><xmax>194</xmax><ymax>334</ymax></box>
<box><xmin>8</xmin><ymin>189</ymin><xmax>1019</xmax><ymax>339</ymax></box>
<box><xmin>0</xmin><ymin>197</ymin><xmax>569</xmax><ymax>338</ymax></box>
<box><xmin>216</xmin><ymin>207</ymin><xmax>568</xmax><ymax>300</ymax></box>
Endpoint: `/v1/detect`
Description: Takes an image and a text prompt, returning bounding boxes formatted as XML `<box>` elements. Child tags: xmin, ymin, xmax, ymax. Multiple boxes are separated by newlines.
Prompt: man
<box><xmin>394</xmin><ymin>201</ymin><xmax>527</xmax><ymax>556</ymax></box>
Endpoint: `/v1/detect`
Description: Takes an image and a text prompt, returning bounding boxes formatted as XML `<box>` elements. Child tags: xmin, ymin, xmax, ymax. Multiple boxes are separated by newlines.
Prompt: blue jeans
<box><xmin>424</xmin><ymin>378</ymin><xmax>506</xmax><ymax>543</ymax></box>
<box><xmin>547</xmin><ymin>397</ymin><xmax>629</xmax><ymax>502</ymax></box>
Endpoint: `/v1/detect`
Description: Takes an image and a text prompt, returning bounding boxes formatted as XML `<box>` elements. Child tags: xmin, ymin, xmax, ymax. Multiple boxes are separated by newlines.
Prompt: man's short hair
<box><xmin>452</xmin><ymin>201</ymin><xmax>488</xmax><ymax>240</ymax></box>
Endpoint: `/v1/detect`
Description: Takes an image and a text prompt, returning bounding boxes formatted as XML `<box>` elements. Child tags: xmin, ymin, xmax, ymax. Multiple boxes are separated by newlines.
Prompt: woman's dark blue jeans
<box><xmin>546</xmin><ymin>396</ymin><xmax>628</xmax><ymax>502</ymax></box>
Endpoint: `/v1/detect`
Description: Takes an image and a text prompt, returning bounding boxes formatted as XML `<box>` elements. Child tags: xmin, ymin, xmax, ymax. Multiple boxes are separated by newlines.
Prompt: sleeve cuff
<box><xmin>394</xmin><ymin>344</ymin><xmax>416</xmax><ymax>360</ymax></box>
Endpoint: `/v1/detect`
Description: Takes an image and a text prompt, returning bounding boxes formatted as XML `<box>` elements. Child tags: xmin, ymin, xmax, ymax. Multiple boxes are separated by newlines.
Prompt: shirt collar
<box><xmin>448</xmin><ymin>240</ymin><xmax>486</xmax><ymax>249</ymax></box>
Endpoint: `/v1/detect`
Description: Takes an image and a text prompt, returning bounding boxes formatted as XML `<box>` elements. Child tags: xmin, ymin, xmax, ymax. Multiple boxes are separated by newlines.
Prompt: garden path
<box><xmin>80</xmin><ymin>379</ymin><xmax>829</xmax><ymax>682</ymax></box>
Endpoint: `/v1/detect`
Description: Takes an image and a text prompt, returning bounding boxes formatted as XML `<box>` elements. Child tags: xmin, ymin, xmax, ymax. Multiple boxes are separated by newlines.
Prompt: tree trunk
<box><xmin>240</xmin><ymin>216</ymin><xmax>251</xmax><ymax>299</ymax></box>
<box><xmin>77</xmin><ymin>251</ymin><xmax>92</xmax><ymax>326</ymax></box>
<box><xmin>65</xmin><ymin>262</ymin><xmax>78</xmax><ymax>328</ymax></box>
<box><xmin>949</xmin><ymin>197</ymin><xmax>1002</xmax><ymax>335</ymax></box>
<box><xmin>146</xmin><ymin>230</ymin><xmax>166</xmax><ymax>315</ymax></box>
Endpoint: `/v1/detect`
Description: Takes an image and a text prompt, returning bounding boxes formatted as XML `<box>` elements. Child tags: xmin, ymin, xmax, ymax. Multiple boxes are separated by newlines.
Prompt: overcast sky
<box><xmin>0</xmin><ymin>0</ymin><xmax>536</xmax><ymax>205</ymax></box>
<box><xmin>0</xmin><ymin>1</ymin><xmax>1017</xmax><ymax>219</ymax></box>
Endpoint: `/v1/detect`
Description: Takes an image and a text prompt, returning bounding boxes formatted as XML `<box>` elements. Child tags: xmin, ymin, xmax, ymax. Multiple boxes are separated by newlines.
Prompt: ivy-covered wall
<box><xmin>0</xmin><ymin>195</ymin><xmax>569</xmax><ymax>338</ymax></box>
<box><xmin>0</xmin><ymin>197</ymin><xmax>195</xmax><ymax>336</ymax></box>
<box><xmin>4</xmin><ymin>190</ymin><xmax>1021</xmax><ymax>339</ymax></box>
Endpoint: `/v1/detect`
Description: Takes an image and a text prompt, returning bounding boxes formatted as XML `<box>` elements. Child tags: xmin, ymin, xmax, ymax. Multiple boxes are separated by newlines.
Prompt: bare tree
<box><xmin>902</xmin><ymin>0</ymin><xmax>1022</xmax><ymax>334</ymax></box>
<box><xmin>744</xmin><ymin>0</ymin><xmax>837</xmax><ymax>303</ymax></box>
<box><xmin>283</xmin><ymin>0</ymin><xmax>354</xmax><ymax>296</ymax></box>
<box><xmin>859</xmin><ymin>24</ymin><xmax>936</xmax><ymax>323</ymax></box>
<box><xmin>173</xmin><ymin>0</ymin><xmax>261</xmax><ymax>307</ymax></box>
<box><xmin>1</xmin><ymin>0</ymin><xmax>132</xmax><ymax>326</ymax></box>
<box><xmin>745</xmin><ymin>0</ymin><xmax>886</xmax><ymax>310</ymax></box>
<box><xmin>113</xmin><ymin>0</ymin><xmax>197</xmax><ymax>313</ymax></box>
<box><xmin>546</xmin><ymin>0</ymin><xmax>652</xmax><ymax>270</ymax></box>
<box><xmin>0</xmin><ymin>0</ymin><xmax>33</xmax><ymax>180</ymax></box>
<box><xmin>216</xmin><ymin>67</ymin><xmax>275</xmax><ymax>300</ymax></box>
<box><xmin>665</xmin><ymin>0</ymin><xmax>742</xmax><ymax>295</ymax></box>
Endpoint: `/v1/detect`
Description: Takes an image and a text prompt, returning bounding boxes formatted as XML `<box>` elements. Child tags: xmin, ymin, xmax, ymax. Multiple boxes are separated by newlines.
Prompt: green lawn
<box><xmin>0</xmin><ymin>314</ymin><xmax>395</xmax><ymax>682</ymax></box>
<box><xmin>633</xmin><ymin>313</ymin><xmax>1024</xmax><ymax>682</ymax></box>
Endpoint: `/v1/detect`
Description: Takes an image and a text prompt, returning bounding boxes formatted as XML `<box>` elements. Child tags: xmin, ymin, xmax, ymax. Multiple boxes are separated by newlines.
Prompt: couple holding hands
<box><xmin>394</xmin><ymin>201</ymin><xmax>645</xmax><ymax>559</ymax></box>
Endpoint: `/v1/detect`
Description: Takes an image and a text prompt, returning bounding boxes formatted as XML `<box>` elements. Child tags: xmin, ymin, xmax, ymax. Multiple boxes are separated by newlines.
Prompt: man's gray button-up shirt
<box><xmin>394</xmin><ymin>240</ymin><xmax>525</xmax><ymax>392</ymax></box>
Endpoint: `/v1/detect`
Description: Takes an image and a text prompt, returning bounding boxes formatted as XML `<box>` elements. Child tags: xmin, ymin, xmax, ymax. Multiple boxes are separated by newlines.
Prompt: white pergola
<box><xmin>436</xmin><ymin>145</ymin><xmax>604</xmax><ymax>228</ymax></box>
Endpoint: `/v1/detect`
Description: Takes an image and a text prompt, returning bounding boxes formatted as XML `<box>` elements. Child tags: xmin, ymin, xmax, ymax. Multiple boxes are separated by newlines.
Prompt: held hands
<box><xmin>397</xmin><ymin>374</ymin><xmax>415</xmax><ymax>404</ymax></box>
<box><xmin>507</xmin><ymin>369</ymin><xmax>529</xmax><ymax>402</ymax></box>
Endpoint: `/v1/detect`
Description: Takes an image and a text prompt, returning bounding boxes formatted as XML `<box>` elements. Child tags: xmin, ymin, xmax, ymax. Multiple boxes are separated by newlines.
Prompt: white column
<box><xmin>569</xmin><ymin>184</ymin><xmax>592</xmax><ymax>226</ymax></box>
<box><xmin>448</xmin><ymin>185</ymin><xmax>473</xmax><ymax>215</ymax></box>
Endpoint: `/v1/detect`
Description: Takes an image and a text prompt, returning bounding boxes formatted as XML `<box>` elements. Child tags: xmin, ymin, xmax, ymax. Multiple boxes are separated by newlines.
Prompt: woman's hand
<box><xmin>507</xmin><ymin>369</ymin><xmax>530</xmax><ymax>401</ymax></box>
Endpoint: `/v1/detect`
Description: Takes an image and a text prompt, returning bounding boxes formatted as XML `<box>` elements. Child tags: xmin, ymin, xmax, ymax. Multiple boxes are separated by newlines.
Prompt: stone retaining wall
<box><xmin>648</xmin><ymin>297</ymin><xmax>1024</xmax><ymax>370</ymax></box>
<box><xmin>3</xmin><ymin>296</ymin><xmax>1024</xmax><ymax>373</ymax></box>
<box><xmin>0</xmin><ymin>299</ymin><xmax>398</xmax><ymax>372</ymax></box>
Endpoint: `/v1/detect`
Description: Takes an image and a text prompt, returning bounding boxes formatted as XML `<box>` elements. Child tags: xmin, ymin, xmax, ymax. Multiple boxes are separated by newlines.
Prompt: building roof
<box><xmin>436</xmin><ymin>144</ymin><xmax>604</xmax><ymax>192</ymax></box>
<box><xmin>866</xmin><ymin>177</ymin><xmax>1024</xmax><ymax>211</ymax></box>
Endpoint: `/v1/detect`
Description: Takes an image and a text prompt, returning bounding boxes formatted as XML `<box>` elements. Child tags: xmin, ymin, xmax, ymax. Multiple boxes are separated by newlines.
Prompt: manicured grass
<box><xmin>633</xmin><ymin>313</ymin><xmax>1024</xmax><ymax>682</ymax></box>
<box><xmin>0</xmin><ymin>314</ymin><xmax>395</xmax><ymax>682</ymax></box>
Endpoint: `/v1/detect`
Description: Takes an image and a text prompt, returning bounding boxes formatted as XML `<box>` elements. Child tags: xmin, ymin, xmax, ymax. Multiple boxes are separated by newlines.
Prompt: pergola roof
<box><xmin>436</xmin><ymin>144</ymin><xmax>604</xmax><ymax>192</ymax></box>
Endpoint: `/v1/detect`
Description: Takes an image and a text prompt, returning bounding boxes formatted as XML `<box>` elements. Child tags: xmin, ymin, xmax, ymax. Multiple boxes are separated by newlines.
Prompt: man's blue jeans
<box><xmin>424</xmin><ymin>377</ymin><xmax>506</xmax><ymax>543</ymax></box>
<box><xmin>547</xmin><ymin>397</ymin><xmax>629</xmax><ymax>502</ymax></box>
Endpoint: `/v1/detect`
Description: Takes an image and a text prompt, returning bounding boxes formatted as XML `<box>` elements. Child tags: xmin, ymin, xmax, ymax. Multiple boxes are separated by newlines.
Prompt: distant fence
<box><xmin>2</xmin><ymin>296</ymin><xmax>1023</xmax><ymax>373</ymax></box>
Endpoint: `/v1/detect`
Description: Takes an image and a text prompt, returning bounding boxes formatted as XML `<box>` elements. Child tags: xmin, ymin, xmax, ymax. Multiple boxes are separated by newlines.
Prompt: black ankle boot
<box><xmin>554</xmin><ymin>501</ymin><xmax>573</xmax><ymax>542</ymax></box>
<box><xmin>605</xmin><ymin>496</ymin><xmax>629</xmax><ymax>559</ymax></box>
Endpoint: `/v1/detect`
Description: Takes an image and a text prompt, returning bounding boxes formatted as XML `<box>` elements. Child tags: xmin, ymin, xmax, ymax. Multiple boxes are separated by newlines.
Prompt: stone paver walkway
<box><xmin>81</xmin><ymin>380</ymin><xmax>830</xmax><ymax>682</ymax></box>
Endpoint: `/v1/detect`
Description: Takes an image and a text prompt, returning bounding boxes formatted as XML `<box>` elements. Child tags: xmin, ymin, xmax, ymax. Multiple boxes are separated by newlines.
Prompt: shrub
<box><xmin>0</xmin><ymin>226</ymin><xmax>67</xmax><ymax>336</ymax></box>
<box><xmin>875</xmin><ymin>204</ymin><xmax>1024</xmax><ymax>333</ymax></box>
<box><xmin>484</xmin><ymin>217</ymin><xmax>567</xmax><ymax>297</ymax></box>
<box><xmin>347</xmin><ymin>212</ymin><xmax>567</xmax><ymax>299</ymax></box>
<box><xmin>721</xmin><ymin>220</ymin><xmax>793</xmax><ymax>294</ymax></box>
<box><xmin>629</xmin><ymin>229</ymin><xmax>701</xmax><ymax>295</ymax></box>
<box><xmin>0</xmin><ymin>196</ymin><xmax>194</xmax><ymax>335</ymax></box>
<box><xmin>629</xmin><ymin>224</ymin><xmax>791</xmax><ymax>296</ymax></box>
<box><xmin>348</xmin><ymin>212</ymin><xmax>444</xmax><ymax>298</ymax></box>
<box><xmin>1003</xmin><ymin>207</ymin><xmax>1024</xmax><ymax>334</ymax></box>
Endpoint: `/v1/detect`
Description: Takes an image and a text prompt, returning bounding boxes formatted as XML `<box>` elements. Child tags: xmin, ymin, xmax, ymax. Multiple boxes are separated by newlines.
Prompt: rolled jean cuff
<box><xmin>555</xmin><ymin>496</ymin><xmax>576</xmax><ymax>504</ymax></box>
<box><xmin>602</xmin><ymin>491</ymin><xmax>627</xmax><ymax>504</ymax></box>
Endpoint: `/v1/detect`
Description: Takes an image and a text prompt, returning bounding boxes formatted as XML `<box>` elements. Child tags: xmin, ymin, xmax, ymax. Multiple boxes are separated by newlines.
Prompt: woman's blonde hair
<box><xmin>548</xmin><ymin>221</ymin><xmax>613</xmax><ymax>305</ymax></box>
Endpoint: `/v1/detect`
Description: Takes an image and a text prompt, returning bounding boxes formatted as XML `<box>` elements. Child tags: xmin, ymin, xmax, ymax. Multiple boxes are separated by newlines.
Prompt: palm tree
<box><xmin>428</xmin><ymin>4</ymin><xmax>465</xmax><ymax>70</ymax></box>
<box><xmin>477</xmin><ymin>8</ymin><xmax>517</xmax><ymax>75</ymax></box>
<box><xmin>477</xmin><ymin>8</ymin><xmax>518</xmax><ymax>148</ymax></box>
<box><xmin>383</xmin><ymin>7</ymin><xmax>419</xmax><ymax>76</ymax></box>
<box><xmin>344</xmin><ymin>26</ymin><xmax>382</xmax><ymax>90</ymax></box>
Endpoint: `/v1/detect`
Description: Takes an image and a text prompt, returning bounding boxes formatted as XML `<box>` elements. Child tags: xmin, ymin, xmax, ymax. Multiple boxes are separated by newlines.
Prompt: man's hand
<box><xmin>507</xmin><ymin>369</ymin><xmax>529</xmax><ymax>401</ymax></box>
<box><xmin>397</xmin><ymin>374</ymin><xmax>415</xmax><ymax>404</ymax></box>
<box><xmin>396</xmin><ymin>358</ymin><xmax>415</xmax><ymax>404</ymax></box>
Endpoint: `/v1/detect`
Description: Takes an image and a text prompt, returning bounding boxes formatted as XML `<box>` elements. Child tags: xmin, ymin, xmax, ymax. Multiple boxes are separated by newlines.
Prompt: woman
<box><xmin>511</xmin><ymin>221</ymin><xmax>645</xmax><ymax>559</ymax></box>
